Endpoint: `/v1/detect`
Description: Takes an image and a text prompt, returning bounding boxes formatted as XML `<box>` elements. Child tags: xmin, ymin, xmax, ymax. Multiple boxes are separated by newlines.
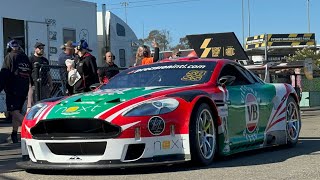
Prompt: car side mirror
<box><xmin>218</xmin><ymin>76</ymin><xmax>236</xmax><ymax>86</ymax></box>
<box><xmin>89</xmin><ymin>83</ymin><xmax>101</xmax><ymax>91</ymax></box>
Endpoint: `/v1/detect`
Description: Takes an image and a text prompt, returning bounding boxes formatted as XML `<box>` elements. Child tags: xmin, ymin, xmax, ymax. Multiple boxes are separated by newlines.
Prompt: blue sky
<box><xmin>87</xmin><ymin>0</ymin><xmax>319</xmax><ymax>46</ymax></box>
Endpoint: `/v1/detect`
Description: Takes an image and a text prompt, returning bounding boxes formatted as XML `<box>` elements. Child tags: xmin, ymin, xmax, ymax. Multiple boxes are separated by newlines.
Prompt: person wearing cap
<box><xmin>72</xmin><ymin>40</ymin><xmax>99</xmax><ymax>93</ymax></box>
<box><xmin>29</xmin><ymin>42</ymin><xmax>52</xmax><ymax>101</ymax></box>
<box><xmin>58</xmin><ymin>40</ymin><xmax>75</xmax><ymax>95</ymax></box>
<box><xmin>0</xmin><ymin>40</ymin><xmax>32</xmax><ymax>143</ymax></box>
<box><xmin>58</xmin><ymin>40</ymin><xmax>74</xmax><ymax>66</ymax></box>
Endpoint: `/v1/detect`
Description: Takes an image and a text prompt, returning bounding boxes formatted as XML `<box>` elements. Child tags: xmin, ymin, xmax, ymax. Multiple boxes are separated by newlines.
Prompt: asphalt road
<box><xmin>1</xmin><ymin>110</ymin><xmax>320</xmax><ymax>180</ymax></box>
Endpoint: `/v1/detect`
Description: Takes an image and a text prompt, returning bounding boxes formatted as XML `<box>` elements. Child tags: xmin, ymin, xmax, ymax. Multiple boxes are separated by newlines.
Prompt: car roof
<box><xmin>159</xmin><ymin>57</ymin><xmax>233</xmax><ymax>64</ymax></box>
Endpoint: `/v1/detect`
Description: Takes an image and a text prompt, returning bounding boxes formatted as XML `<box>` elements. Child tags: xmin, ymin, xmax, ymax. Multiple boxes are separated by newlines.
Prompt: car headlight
<box><xmin>25</xmin><ymin>103</ymin><xmax>48</xmax><ymax>120</ymax></box>
<box><xmin>124</xmin><ymin>98</ymin><xmax>179</xmax><ymax>116</ymax></box>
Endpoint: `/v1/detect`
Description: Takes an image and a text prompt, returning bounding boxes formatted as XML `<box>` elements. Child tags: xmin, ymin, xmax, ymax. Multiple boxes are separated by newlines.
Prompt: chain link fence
<box><xmin>0</xmin><ymin>91</ymin><xmax>6</xmax><ymax>113</ymax></box>
<box><xmin>37</xmin><ymin>65</ymin><xmax>68</xmax><ymax>101</ymax></box>
<box><xmin>300</xmin><ymin>75</ymin><xmax>320</xmax><ymax>107</ymax></box>
<box><xmin>37</xmin><ymin>64</ymin><xmax>127</xmax><ymax>102</ymax></box>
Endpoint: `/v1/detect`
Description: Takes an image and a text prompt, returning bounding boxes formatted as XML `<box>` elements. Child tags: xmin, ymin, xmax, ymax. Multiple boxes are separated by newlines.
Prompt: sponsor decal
<box><xmin>241</xmin><ymin>86</ymin><xmax>260</xmax><ymax>142</ymax></box>
<box><xmin>148</xmin><ymin>116</ymin><xmax>165</xmax><ymax>135</ymax></box>
<box><xmin>68</xmin><ymin>155</ymin><xmax>82</xmax><ymax>161</ymax></box>
<box><xmin>84</xmin><ymin>88</ymin><xmax>131</xmax><ymax>96</ymax></box>
<box><xmin>59</xmin><ymin>106</ymin><xmax>80</xmax><ymax>115</ymax></box>
<box><xmin>65</xmin><ymin>106</ymin><xmax>79</xmax><ymax>113</ymax></box>
<box><xmin>128</xmin><ymin>64</ymin><xmax>207</xmax><ymax>74</ymax></box>
<box><xmin>181</xmin><ymin>70</ymin><xmax>207</xmax><ymax>81</ymax></box>
<box><xmin>154</xmin><ymin>139</ymin><xmax>185</xmax><ymax>151</ymax></box>
<box><xmin>56</xmin><ymin>105</ymin><xmax>102</xmax><ymax>115</ymax></box>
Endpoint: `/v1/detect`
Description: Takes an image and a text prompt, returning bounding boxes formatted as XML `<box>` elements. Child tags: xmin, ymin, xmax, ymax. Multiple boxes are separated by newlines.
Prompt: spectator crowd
<box><xmin>0</xmin><ymin>39</ymin><xmax>160</xmax><ymax>143</ymax></box>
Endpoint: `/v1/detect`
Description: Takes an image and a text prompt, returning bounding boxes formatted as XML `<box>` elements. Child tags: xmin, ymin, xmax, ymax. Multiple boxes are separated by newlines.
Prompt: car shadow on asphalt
<box><xmin>23</xmin><ymin>137</ymin><xmax>320</xmax><ymax>176</ymax></box>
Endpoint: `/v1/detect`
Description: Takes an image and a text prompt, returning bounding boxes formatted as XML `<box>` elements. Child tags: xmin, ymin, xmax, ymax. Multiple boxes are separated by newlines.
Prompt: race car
<box><xmin>17</xmin><ymin>58</ymin><xmax>301</xmax><ymax>170</ymax></box>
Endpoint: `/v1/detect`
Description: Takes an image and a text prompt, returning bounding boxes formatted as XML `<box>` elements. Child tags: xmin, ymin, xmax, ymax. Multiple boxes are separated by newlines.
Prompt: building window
<box><xmin>116</xmin><ymin>23</ymin><xmax>126</xmax><ymax>37</ymax></box>
<box><xmin>119</xmin><ymin>49</ymin><xmax>126</xmax><ymax>67</ymax></box>
<box><xmin>63</xmin><ymin>28</ymin><xmax>76</xmax><ymax>43</ymax></box>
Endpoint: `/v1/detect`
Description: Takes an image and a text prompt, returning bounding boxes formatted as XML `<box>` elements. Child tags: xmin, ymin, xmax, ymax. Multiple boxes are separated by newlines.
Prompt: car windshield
<box><xmin>100</xmin><ymin>61</ymin><xmax>216</xmax><ymax>89</ymax></box>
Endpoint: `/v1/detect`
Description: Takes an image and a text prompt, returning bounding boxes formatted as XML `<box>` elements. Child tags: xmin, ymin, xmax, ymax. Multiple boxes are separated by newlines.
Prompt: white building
<box><xmin>0</xmin><ymin>0</ymin><xmax>98</xmax><ymax>65</ymax></box>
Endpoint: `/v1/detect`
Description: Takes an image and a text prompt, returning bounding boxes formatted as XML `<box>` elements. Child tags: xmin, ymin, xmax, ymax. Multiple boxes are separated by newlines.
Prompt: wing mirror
<box><xmin>218</xmin><ymin>76</ymin><xmax>236</xmax><ymax>86</ymax></box>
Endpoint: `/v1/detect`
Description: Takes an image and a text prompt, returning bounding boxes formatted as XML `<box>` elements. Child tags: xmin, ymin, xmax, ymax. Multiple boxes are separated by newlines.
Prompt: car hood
<box><xmin>44</xmin><ymin>86</ymin><xmax>180</xmax><ymax>119</ymax></box>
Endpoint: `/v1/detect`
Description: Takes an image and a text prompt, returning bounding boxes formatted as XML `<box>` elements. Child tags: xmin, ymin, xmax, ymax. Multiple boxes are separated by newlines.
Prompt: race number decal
<box><xmin>181</xmin><ymin>70</ymin><xmax>206</xmax><ymax>81</ymax></box>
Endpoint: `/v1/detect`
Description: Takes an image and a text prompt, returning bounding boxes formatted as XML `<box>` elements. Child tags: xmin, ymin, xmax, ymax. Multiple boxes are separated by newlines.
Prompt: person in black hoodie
<box><xmin>72</xmin><ymin>40</ymin><xmax>99</xmax><ymax>93</ymax></box>
<box><xmin>98</xmin><ymin>51</ymin><xmax>119</xmax><ymax>83</ymax></box>
<box><xmin>0</xmin><ymin>40</ymin><xmax>32</xmax><ymax>143</ymax></box>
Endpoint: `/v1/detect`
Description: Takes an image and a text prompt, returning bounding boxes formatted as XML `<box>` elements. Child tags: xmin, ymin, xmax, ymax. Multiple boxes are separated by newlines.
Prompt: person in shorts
<box><xmin>0</xmin><ymin>40</ymin><xmax>32</xmax><ymax>143</ymax></box>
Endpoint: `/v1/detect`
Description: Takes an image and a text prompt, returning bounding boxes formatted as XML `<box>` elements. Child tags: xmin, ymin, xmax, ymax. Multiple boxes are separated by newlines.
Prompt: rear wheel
<box><xmin>189</xmin><ymin>103</ymin><xmax>216</xmax><ymax>166</ymax></box>
<box><xmin>286</xmin><ymin>96</ymin><xmax>301</xmax><ymax>147</ymax></box>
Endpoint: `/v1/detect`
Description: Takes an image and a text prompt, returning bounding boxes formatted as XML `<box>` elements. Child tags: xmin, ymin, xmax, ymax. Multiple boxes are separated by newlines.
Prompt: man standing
<box><xmin>99</xmin><ymin>51</ymin><xmax>119</xmax><ymax>83</ymax></box>
<box><xmin>29</xmin><ymin>42</ymin><xmax>52</xmax><ymax>101</ymax></box>
<box><xmin>0</xmin><ymin>40</ymin><xmax>32</xmax><ymax>143</ymax></box>
<box><xmin>72</xmin><ymin>40</ymin><xmax>99</xmax><ymax>93</ymax></box>
<box><xmin>58</xmin><ymin>41</ymin><xmax>74</xmax><ymax>66</ymax></box>
<box><xmin>58</xmin><ymin>41</ymin><xmax>75</xmax><ymax>95</ymax></box>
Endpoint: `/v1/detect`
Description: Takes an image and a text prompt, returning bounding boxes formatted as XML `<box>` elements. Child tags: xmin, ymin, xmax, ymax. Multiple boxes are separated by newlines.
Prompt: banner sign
<box><xmin>246</xmin><ymin>33</ymin><xmax>316</xmax><ymax>49</ymax></box>
<box><xmin>187</xmin><ymin>32</ymin><xmax>248</xmax><ymax>60</ymax></box>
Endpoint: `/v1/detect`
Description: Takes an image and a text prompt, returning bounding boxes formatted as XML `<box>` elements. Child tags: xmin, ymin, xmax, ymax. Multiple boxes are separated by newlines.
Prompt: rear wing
<box><xmin>245</xmin><ymin>61</ymin><xmax>304</xmax><ymax>83</ymax></box>
<box><xmin>245</xmin><ymin>62</ymin><xmax>307</xmax><ymax>100</ymax></box>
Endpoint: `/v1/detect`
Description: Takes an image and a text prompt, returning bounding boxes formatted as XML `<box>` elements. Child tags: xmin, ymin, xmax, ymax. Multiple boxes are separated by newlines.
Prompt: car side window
<box><xmin>219</xmin><ymin>64</ymin><xmax>252</xmax><ymax>86</ymax></box>
<box><xmin>235</xmin><ymin>65</ymin><xmax>258</xmax><ymax>84</ymax></box>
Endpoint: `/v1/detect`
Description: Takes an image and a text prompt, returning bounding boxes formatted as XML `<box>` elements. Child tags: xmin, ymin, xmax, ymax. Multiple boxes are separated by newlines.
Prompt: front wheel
<box><xmin>189</xmin><ymin>103</ymin><xmax>217</xmax><ymax>166</ymax></box>
<box><xmin>286</xmin><ymin>96</ymin><xmax>301</xmax><ymax>147</ymax></box>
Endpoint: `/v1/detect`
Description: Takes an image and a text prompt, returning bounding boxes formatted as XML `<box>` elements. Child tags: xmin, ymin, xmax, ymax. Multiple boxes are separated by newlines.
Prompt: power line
<box><xmin>107</xmin><ymin>0</ymin><xmax>165</xmax><ymax>6</ymax></box>
<box><xmin>108</xmin><ymin>0</ymin><xmax>200</xmax><ymax>10</ymax></box>
<box><xmin>121</xmin><ymin>2</ymin><xmax>129</xmax><ymax>23</ymax></box>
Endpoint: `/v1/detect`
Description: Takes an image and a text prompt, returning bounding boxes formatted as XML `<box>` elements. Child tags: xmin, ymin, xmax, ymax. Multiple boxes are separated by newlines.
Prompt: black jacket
<box><xmin>1</xmin><ymin>50</ymin><xmax>32</xmax><ymax>96</ymax></box>
<box><xmin>99</xmin><ymin>63</ymin><xmax>120</xmax><ymax>82</ymax></box>
<box><xmin>29</xmin><ymin>55</ymin><xmax>50</xmax><ymax>86</ymax></box>
<box><xmin>74</xmin><ymin>52</ymin><xmax>99</xmax><ymax>93</ymax></box>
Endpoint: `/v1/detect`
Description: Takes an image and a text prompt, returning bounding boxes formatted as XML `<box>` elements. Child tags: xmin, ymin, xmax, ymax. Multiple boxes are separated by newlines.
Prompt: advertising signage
<box><xmin>246</xmin><ymin>33</ymin><xmax>316</xmax><ymax>49</ymax></box>
<box><xmin>187</xmin><ymin>32</ymin><xmax>248</xmax><ymax>60</ymax></box>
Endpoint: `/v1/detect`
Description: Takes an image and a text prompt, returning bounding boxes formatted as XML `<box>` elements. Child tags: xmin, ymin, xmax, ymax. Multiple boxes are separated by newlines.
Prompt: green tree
<box><xmin>171</xmin><ymin>36</ymin><xmax>191</xmax><ymax>51</ymax></box>
<box><xmin>287</xmin><ymin>48</ymin><xmax>320</xmax><ymax>67</ymax></box>
<box><xmin>137</xmin><ymin>38</ymin><xmax>144</xmax><ymax>46</ymax></box>
<box><xmin>144</xmin><ymin>29</ymin><xmax>171</xmax><ymax>51</ymax></box>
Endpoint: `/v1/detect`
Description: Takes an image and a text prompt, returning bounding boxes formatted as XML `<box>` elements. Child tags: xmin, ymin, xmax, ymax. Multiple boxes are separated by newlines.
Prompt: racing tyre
<box><xmin>286</xmin><ymin>96</ymin><xmax>301</xmax><ymax>147</ymax></box>
<box><xmin>189</xmin><ymin>103</ymin><xmax>217</xmax><ymax>166</ymax></box>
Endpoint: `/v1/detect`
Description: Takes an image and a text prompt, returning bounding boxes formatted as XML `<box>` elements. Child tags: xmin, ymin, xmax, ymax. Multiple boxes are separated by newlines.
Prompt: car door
<box><xmin>234</xmin><ymin>65</ymin><xmax>276</xmax><ymax>146</ymax></box>
<box><xmin>218</xmin><ymin>63</ymin><xmax>270</xmax><ymax>152</ymax></box>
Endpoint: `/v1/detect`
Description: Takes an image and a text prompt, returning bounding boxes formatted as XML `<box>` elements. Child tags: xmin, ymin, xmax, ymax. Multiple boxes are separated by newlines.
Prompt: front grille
<box><xmin>30</xmin><ymin>118</ymin><xmax>121</xmax><ymax>140</ymax></box>
<box><xmin>46</xmin><ymin>142</ymin><xmax>107</xmax><ymax>155</ymax></box>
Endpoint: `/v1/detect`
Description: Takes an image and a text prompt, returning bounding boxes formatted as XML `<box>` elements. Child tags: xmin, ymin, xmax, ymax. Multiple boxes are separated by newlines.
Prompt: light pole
<box><xmin>242</xmin><ymin>0</ymin><xmax>245</xmax><ymax>47</ymax></box>
<box><xmin>247</xmin><ymin>0</ymin><xmax>251</xmax><ymax>36</ymax></box>
<box><xmin>121</xmin><ymin>2</ymin><xmax>128</xmax><ymax>24</ymax></box>
<box><xmin>307</xmin><ymin>0</ymin><xmax>310</xmax><ymax>32</ymax></box>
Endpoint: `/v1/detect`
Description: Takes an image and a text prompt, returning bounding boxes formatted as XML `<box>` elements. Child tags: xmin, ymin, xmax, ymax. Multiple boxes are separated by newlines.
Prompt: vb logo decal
<box><xmin>245</xmin><ymin>93</ymin><xmax>259</xmax><ymax>133</ymax></box>
<box><xmin>241</xmin><ymin>86</ymin><xmax>260</xmax><ymax>142</ymax></box>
